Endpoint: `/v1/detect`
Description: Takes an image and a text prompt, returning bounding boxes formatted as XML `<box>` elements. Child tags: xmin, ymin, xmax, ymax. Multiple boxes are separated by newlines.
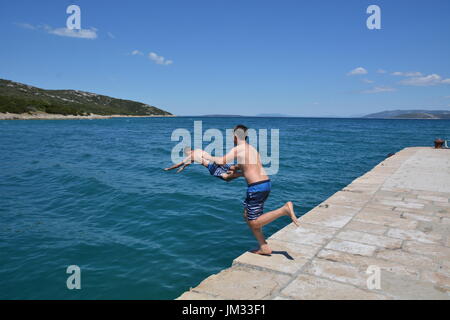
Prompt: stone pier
<box><xmin>178</xmin><ymin>147</ymin><xmax>450</xmax><ymax>300</ymax></box>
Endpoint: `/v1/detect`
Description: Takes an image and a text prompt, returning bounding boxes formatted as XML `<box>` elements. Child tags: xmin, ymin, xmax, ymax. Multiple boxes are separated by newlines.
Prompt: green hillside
<box><xmin>0</xmin><ymin>79</ymin><xmax>172</xmax><ymax>116</ymax></box>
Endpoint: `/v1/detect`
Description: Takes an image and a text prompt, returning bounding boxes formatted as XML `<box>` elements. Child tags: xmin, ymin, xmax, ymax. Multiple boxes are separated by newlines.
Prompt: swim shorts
<box><xmin>243</xmin><ymin>179</ymin><xmax>271</xmax><ymax>220</ymax></box>
<box><xmin>207</xmin><ymin>162</ymin><xmax>232</xmax><ymax>180</ymax></box>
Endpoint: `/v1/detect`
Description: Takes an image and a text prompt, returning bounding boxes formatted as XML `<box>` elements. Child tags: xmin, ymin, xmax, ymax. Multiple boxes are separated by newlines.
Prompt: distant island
<box><xmin>198</xmin><ymin>113</ymin><xmax>291</xmax><ymax>117</ymax></box>
<box><xmin>199</xmin><ymin>114</ymin><xmax>245</xmax><ymax>117</ymax></box>
<box><xmin>255</xmin><ymin>113</ymin><xmax>290</xmax><ymax>117</ymax></box>
<box><xmin>0</xmin><ymin>79</ymin><xmax>172</xmax><ymax>119</ymax></box>
<box><xmin>363</xmin><ymin>110</ymin><xmax>450</xmax><ymax>119</ymax></box>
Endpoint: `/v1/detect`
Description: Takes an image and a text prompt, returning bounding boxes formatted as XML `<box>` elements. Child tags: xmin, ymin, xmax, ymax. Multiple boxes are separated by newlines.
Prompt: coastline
<box><xmin>0</xmin><ymin>112</ymin><xmax>175</xmax><ymax>120</ymax></box>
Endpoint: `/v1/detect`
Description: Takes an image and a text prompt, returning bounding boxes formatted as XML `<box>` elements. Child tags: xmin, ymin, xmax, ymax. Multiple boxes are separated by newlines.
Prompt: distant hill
<box><xmin>255</xmin><ymin>113</ymin><xmax>290</xmax><ymax>117</ymax></box>
<box><xmin>200</xmin><ymin>114</ymin><xmax>244</xmax><ymax>117</ymax></box>
<box><xmin>0</xmin><ymin>79</ymin><xmax>172</xmax><ymax>116</ymax></box>
<box><xmin>363</xmin><ymin>110</ymin><xmax>450</xmax><ymax>119</ymax></box>
<box><xmin>199</xmin><ymin>113</ymin><xmax>291</xmax><ymax>117</ymax></box>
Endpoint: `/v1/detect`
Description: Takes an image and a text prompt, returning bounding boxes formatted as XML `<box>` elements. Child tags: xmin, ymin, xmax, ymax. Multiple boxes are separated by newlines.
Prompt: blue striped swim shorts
<box><xmin>207</xmin><ymin>162</ymin><xmax>232</xmax><ymax>180</ymax></box>
<box><xmin>243</xmin><ymin>180</ymin><xmax>271</xmax><ymax>221</ymax></box>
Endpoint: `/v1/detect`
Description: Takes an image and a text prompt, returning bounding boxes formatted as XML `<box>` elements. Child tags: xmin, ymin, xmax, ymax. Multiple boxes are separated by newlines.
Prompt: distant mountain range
<box><xmin>199</xmin><ymin>113</ymin><xmax>291</xmax><ymax>117</ymax></box>
<box><xmin>363</xmin><ymin>110</ymin><xmax>450</xmax><ymax>119</ymax></box>
<box><xmin>6</xmin><ymin>81</ymin><xmax>444</xmax><ymax>120</ymax></box>
<box><xmin>0</xmin><ymin>79</ymin><xmax>172</xmax><ymax>116</ymax></box>
<box><xmin>199</xmin><ymin>114</ymin><xmax>245</xmax><ymax>117</ymax></box>
<box><xmin>197</xmin><ymin>111</ymin><xmax>450</xmax><ymax>119</ymax></box>
<box><xmin>255</xmin><ymin>113</ymin><xmax>290</xmax><ymax>117</ymax></box>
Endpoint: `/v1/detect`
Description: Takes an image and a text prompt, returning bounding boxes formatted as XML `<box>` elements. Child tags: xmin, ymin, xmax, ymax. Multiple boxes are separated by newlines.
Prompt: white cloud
<box><xmin>392</xmin><ymin>71</ymin><xmax>422</xmax><ymax>77</ymax></box>
<box><xmin>376</xmin><ymin>69</ymin><xmax>387</xmax><ymax>74</ymax></box>
<box><xmin>388</xmin><ymin>70</ymin><xmax>450</xmax><ymax>86</ymax></box>
<box><xmin>362</xmin><ymin>79</ymin><xmax>374</xmax><ymax>84</ymax></box>
<box><xmin>107</xmin><ymin>32</ymin><xmax>115</xmax><ymax>39</ymax></box>
<box><xmin>362</xmin><ymin>86</ymin><xmax>396</xmax><ymax>94</ymax></box>
<box><xmin>400</xmin><ymin>74</ymin><xmax>450</xmax><ymax>86</ymax></box>
<box><xmin>16</xmin><ymin>22</ymin><xmax>97</xmax><ymax>39</ymax></box>
<box><xmin>45</xmin><ymin>26</ymin><xmax>98</xmax><ymax>39</ymax></box>
<box><xmin>347</xmin><ymin>67</ymin><xmax>368</xmax><ymax>76</ymax></box>
<box><xmin>148</xmin><ymin>52</ymin><xmax>173</xmax><ymax>65</ymax></box>
<box><xmin>15</xmin><ymin>23</ymin><xmax>37</xmax><ymax>30</ymax></box>
<box><xmin>406</xmin><ymin>72</ymin><xmax>423</xmax><ymax>77</ymax></box>
<box><xmin>131</xmin><ymin>50</ymin><xmax>173</xmax><ymax>66</ymax></box>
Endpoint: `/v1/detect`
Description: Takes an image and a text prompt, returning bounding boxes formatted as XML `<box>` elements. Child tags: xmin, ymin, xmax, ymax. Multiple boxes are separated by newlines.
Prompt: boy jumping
<box><xmin>164</xmin><ymin>147</ymin><xmax>243</xmax><ymax>181</ymax></box>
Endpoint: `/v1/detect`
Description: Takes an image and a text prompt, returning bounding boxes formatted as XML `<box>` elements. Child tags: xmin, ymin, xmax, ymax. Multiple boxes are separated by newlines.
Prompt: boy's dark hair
<box><xmin>233</xmin><ymin>124</ymin><xmax>248</xmax><ymax>140</ymax></box>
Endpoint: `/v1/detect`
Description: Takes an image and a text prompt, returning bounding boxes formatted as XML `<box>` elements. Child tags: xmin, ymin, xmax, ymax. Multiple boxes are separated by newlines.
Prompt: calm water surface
<box><xmin>0</xmin><ymin>117</ymin><xmax>449</xmax><ymax>299</ymax></box>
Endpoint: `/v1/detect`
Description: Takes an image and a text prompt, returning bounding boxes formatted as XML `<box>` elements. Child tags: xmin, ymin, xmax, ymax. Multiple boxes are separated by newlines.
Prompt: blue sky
<box><xmin>1</xmin><ymin>0</ymin><xmax>449</xmax><ymax>116</ymax></box>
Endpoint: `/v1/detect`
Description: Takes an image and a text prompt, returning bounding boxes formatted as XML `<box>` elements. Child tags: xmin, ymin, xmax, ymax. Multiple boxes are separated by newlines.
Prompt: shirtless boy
<box><xmin>164</xmin><ymin>147</ymin><xmax>242</xmax><ymax>181</ymax></box>
<box><xmin>202</xmin><ymin>124</ymin><xmax>299</xmax><ymax>255</ymax></box>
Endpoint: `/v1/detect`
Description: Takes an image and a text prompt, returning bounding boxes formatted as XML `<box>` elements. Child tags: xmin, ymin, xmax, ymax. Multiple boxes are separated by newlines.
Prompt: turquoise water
<box><xmin>1</xmin><ymin>117</ymin><xmax>449</xmax><ymax>299</ymax></box>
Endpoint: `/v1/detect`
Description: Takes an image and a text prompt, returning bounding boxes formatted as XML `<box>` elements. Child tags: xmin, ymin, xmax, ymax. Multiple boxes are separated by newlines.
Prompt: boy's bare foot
<box><xmin>251</xmin><ymin>244</ymin><xmax>272</xmax><ymax>255</ymax></box>
<box><xmin>285</xmin><ymin>201</ymin><xmax>300</xmax><ymax>227</ymax></box>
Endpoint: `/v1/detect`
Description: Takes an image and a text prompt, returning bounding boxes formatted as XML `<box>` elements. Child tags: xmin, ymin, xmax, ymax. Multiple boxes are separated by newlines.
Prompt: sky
<box><xmin>1</xmin><ymin>0</ymin><xmax>450</xmax><ymax>117</ymax></box>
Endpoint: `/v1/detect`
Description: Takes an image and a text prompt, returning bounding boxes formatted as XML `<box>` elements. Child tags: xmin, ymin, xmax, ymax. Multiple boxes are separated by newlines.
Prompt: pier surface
<box><xmin>178</xmin><ymin>147</ymin><xmax>450</xmax><ymax>300</ymax></box>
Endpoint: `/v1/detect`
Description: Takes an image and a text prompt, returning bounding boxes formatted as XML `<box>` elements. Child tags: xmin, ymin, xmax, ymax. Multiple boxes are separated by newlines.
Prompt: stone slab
<box><xmin>189</xmin><ymin>266</ymin><xmax>291</xmax><ymax>300</ymax></box>
<box><xmin>281</xmin><ymin>274</ymin><xmax>388</xmax><ymax>300</ymax></box>
<box><xmin>233</xmin><ymin>239</ymin><xmax>319</xmax><ymax>275</ymax></box>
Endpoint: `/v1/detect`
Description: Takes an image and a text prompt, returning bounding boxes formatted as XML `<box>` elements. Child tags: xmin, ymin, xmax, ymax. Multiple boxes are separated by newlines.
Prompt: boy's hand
<box><xmin>176</xmin><ymin>162</ymin><xmax>190</xmax><ymax>173</ymax></box>
<box><xmin>227</xmin><ymin>165</ymin><xmax>240</xmax><ymax>174</ymax></box>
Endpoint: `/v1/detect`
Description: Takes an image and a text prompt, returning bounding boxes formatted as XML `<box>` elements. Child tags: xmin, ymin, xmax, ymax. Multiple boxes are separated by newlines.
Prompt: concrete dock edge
<box><xmin>177</xmin><ymin>147</ymin><xmax>450</xmax><ymax>300</ymax></box>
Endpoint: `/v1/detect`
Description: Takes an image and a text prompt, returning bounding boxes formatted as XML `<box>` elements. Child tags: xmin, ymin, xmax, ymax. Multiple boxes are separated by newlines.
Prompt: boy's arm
<box><xmin>202</xmin><ymin>147</ymin><xmax>238</xmax><ymax>166</ymax></box>
<box><xmin>164</xmin><ymin>155</ymin><xmax>191</xmax><ymax>171</ymax></box>
<box><xmin>176</xmin><ymin>162</ymin><xmax>191</xmax><ymax>173</ymax></box>
<box><xmin>164</xmin><ymin>161</ymin><xmax>183</xmax><ymax>171</ymax></box>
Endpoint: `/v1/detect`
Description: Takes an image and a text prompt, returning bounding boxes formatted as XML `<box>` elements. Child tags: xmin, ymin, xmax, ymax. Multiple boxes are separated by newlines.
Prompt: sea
<box><xmin>1</xmin><ymin>117</ymin><xmax>449</xmax><ymax>299</ymax></box>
